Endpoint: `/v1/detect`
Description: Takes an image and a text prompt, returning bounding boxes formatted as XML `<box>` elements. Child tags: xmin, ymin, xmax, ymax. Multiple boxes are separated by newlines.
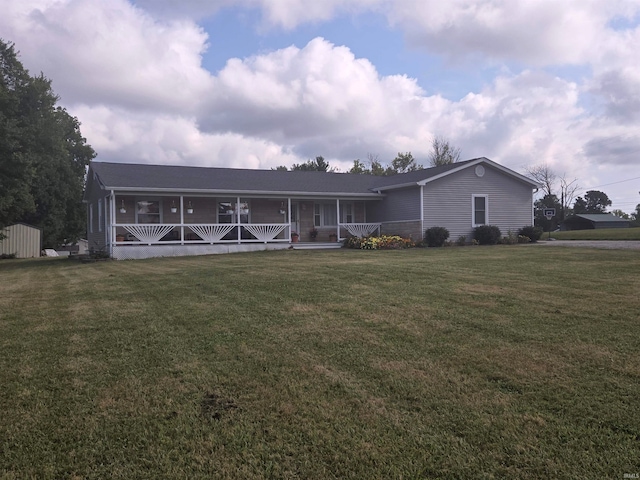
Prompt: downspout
<box><xmin>532</xmin><ymin>187</ymin><xmax>539</xmax><ymax>225</ymax></box>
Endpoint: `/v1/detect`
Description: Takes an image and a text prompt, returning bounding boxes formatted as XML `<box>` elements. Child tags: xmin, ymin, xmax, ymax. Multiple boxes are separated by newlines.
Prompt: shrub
<box><xmin>517</xmin><ymin>235</ymin><xmax>531</xmax><ymax>244</ymax></box>
<box><xmin>424</xmin><ymin>226</ymin><xmax>450</xmax><ymax>247</ymax></box>
<box><xmin>456</xmin><ymin>235</ymin><xmax>467</xmax><ymax>246</ymax></box>
<box><xmin>518</xmin><ymin>225</ymin><xmax>543</xmax><ymax>243</ymax></box>
<box><xmin>343</xmin><ymin>235</ymin><xmax>415</xmax><ymax>250</ymax></box>
<box><xmin>473</xmin><ymin>225</ymin><xmax>502</xmax><ymax>245</ymax></box>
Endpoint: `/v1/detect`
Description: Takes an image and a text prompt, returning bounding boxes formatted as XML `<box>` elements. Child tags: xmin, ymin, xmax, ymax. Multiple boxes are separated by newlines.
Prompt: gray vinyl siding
<box><xmin>85</xmin><ymin>172</ymin><xmax>108</xmax><ymax>252</ymax></box>
<box><xmin>367</xmin><ymin>187</ymin><xmax>421</xmax><ymax>222</ymax></box>
<box><xmin>423</xmin><ymin>165</ymin><xmax>534</xmax><ymax>241</ymax></box>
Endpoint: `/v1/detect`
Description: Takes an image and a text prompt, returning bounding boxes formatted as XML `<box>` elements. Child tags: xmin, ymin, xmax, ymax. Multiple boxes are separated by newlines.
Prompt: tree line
<box><xmin>274</xmin><ymin>136</ymin><xmax>461</xmax><ymax>174</ymax></box>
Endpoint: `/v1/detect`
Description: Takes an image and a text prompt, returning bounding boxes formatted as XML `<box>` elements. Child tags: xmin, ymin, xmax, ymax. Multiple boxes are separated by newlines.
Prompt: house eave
<box><xmin>102</xmin><ymin>186</ymin><xmax>383</xmax><ymax>198</ymax></box>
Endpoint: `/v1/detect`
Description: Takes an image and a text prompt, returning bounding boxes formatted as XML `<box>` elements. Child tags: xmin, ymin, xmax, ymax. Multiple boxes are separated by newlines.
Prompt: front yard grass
<box><xmin>1</xmin><ymin>246</ymin><xmax>639</xmax><ymax>479</ymax></box>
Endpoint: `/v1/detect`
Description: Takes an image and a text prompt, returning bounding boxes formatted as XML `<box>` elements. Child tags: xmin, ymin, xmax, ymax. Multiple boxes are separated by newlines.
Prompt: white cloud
<box><xmin>3</xmin><ymin>0</ymin><xmax>639</xmax><ymax>208</ymax></box>
<box><xmin>71</xmin><ymin>105</ymin><xmax>300</xmax><ymax>169</ymax></box>
<box><xmin>0</xmin><ymin>0</ymin><xmax>214</xmax><ymax>112</ymax></box>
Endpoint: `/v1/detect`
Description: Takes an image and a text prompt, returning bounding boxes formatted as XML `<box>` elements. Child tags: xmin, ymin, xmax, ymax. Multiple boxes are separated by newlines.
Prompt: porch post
<box><xmin>420</xmin><ymin>185</ymin><xmax>424</xmax><ymax>241</ymax></box>
<box><xmin>110</xmin><ymin>191</ymin><xmax>115</xmax><ymax>256</ymax></box>
<box><xmin>180</xmin><ymin>196</ymin><xmax>184</xmax><ymax>245</ymax></box>
<box><xmin>336</xmin><ymin>199</ymin><xmax>340</xmax><ymax>240</ymax></box>
<box><xmin>237</xmin><ymin>196</ymin><xmax>241</xmax><ymax>244</ymax></box>
<box><xmin>288</xmin><ymin>197</ymin><xmax>292</xmax><ymax>240</ymax></box>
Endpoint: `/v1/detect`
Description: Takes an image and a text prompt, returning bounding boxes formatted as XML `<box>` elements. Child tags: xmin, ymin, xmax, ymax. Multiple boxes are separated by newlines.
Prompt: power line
<box><xmin>584</xmin><ymin>176</ymin><xmax>640</xmax><ymax>189</ymax></box>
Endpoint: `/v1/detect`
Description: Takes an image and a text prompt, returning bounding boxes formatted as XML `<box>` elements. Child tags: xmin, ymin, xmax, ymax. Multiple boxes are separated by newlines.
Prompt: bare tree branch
<box><xmin>429</xmin><ymin>136</ymin><xmax>461</xmax><ymax>167</ymax></box>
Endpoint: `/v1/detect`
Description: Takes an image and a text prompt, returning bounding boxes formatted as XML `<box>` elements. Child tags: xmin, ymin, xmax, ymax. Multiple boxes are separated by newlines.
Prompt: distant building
<box><xmin>0</xmin><ymin>223</ymin><xmax>42</xmax><ymax>258</ymax></box>
<box><xmin>560</xmin><ymin>214</ymin><xmax>630</xmax><ymax>231</ymax></box>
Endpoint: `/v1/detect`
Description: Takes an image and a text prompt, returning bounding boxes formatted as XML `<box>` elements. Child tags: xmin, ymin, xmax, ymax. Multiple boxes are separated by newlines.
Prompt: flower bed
<box><xmin>343</xmin><ymin>235</ymin><xmax>415</xmax><ymax>250</ymax></box>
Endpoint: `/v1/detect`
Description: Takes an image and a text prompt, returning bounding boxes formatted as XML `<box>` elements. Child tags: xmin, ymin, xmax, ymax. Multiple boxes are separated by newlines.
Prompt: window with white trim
<box><xmin>136</xmin><ymin>198</ymin><xmax>162</xmax><ymax>224</ymax></box>
<box><xmin>89</xmin><ymin>204</ymin><xmax>94</xmax><ymax>233</ymax></box>
<box><xmin>472</xmin><ymin>195</ymin><xmax>488</xmax><ymax>226</ymax></box>
<box><xmin>314</xmin><ymin>203</ymin><xmax>338</xmax><ymax>226</ymax></box>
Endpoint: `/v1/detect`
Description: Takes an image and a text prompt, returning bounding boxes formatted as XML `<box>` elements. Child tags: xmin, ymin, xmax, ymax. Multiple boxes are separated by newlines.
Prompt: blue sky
<box><xmin>3</xmin><ymin>0</ymin><xmax>640</xmax><ymax>211</ymax></box>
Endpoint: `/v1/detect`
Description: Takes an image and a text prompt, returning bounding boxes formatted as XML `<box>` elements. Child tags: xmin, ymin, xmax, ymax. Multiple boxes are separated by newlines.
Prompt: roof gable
<box><xmin>370</xmin><ymin>157</ymin><xmax>539</xmax><ymax>191</ymax></box>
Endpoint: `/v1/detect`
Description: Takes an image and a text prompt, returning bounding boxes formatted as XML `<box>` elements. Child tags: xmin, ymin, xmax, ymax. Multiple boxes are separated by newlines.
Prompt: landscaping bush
<box><xmin>343</xmin><ymin>235</ymin><xmax>414</xmax><ymax>250</ymax></box>
<box><xmin>473</xmin><ymin>225</ymin><xmax>502</xmax><ymax>245</ymax></box>
<box><xmin>456</xmin><ymin>235</ymin><xmax>467</xmax><ymax>246</ymax></box>
<box><xmin>424</xmin><ymin>227</ymin><xmax>450</xmax><ymax>247</ymax></box>
<box><xmin>518</xmin><ymin>225</ymin><xmax>543</xmax><ymax>243</ymax></box>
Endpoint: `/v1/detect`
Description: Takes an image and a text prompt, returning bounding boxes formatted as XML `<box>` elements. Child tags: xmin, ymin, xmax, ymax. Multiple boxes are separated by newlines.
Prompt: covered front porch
<box><xmin>107</xmin><ymin>194</ymin><xmax>380</xmax><ymax>259</ymax></box>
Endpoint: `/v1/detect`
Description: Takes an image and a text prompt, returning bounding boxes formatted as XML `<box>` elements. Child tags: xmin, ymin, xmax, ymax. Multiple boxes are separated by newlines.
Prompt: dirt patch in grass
<box><xmin>200</xmin><ymin>392</ymin><xmax>239</xmax><ymax>420</ymax></box>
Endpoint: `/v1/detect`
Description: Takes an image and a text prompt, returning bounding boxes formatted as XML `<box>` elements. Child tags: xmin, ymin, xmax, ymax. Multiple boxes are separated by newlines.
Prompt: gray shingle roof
<box><xmin>89</xmin><ymin>157</ymin><xmax>533</xmax><ymax>196</ymax></box>
<box><xmin>574</xmin><ymin>214</ymin><xmax>629</xmax><ymax>223</ymax></box>
<box><xmin>91</xmin><ymin>162</ymin><xmax>381</xmax><ymax>195</ymax></box>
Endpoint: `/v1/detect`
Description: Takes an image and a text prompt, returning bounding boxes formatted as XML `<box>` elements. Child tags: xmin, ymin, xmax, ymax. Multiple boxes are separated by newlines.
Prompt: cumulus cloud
<box><xmin>71</xmin><ymin>105</ymin><xmax>300</xmax><ymax>169</ymax></box>
<box><xmin>0</xmin><ymin>0</ymin><xmax>214</xmax><ymax>112</ymax></box>
<box><xmin>2</xmin><ymin>0</ymin><xmax>639</xmax><ymax>207</ymax></box>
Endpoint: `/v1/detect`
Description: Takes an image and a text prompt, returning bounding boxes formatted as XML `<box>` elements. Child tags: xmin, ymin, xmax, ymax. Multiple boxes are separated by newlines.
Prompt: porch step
<box><xmin>291</xmin><ymin>242</ymin><xmax>342</xmax><ymax>250</ymax></box>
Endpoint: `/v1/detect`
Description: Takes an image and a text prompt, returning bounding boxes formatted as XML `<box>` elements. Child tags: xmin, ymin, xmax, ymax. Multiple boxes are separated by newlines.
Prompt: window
<box><xmin>341</xmin><ymin>203</ymin><xmax>353</xmax><ymax>223</ymax></box>
<box><xmin>217</xmin><ymin>198</ymin><xmax>250</xmax><ymax>224</ymax></box>
<box><xmin>136</xmin><ymin>199</ymin><xmax>161</xmax><ymax>223</ymax></box>
<box><xmin>314</xmin><ymin>203</ymin><xmax>338</xmax><ymax>227</ymax></box>
<box><xmin>89</xmin><ymin>204</ymin><xmax>94</xmax><ymax>233</ymax></box>
<box><xmin>472</xmin><ymin>195</ymin><xmax>488</xmax><ymax>226</ymax></box>
<box><xmin>98</xmin><ymin>199</ymin><xmax>103</xmax><ymax>232</ymax></box>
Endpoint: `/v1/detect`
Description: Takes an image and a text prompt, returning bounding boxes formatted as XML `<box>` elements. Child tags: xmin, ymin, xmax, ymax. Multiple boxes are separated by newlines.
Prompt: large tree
<box><xmin>573</xmin><ymin>190</ymin><xmax>611</xmax><ymax>214</ymax></box>
<box><xmin>525</xmin><ymin>164</ymin><xmax>579</xmax><ymax>221</ymax></box>
<box><xmin>429</xmin><ymin>136</ymin><xmax>461</xmax><ymax>167</ymax></box>
<box><xmin>0</xmin><ymin>40</ymin><xmax>95</xmax><ymax>247</ymax></box>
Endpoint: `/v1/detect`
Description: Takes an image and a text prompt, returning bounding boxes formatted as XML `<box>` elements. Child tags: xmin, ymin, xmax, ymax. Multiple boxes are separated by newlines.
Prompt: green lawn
<box><xmin>1</xmin><ymin>247</ymin><xmax>639</xmax><ymax>479</ymax></box>
<box><xmin>551</xmin><ymin>227</ymin><xmax>640</xmax><ymax>240</ymax></box>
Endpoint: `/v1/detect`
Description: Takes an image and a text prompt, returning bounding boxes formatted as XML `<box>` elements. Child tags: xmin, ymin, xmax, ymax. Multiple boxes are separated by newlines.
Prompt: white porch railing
<box><xmin>340</xmin><ymin>223</ymin><xmax>381</xmax><ymax>238</ymax></box>
<box><xmin>244</xmin><ymin>224</ymin><xmax>287</xmax><ymax>243</ymax></box>
<box><xmin>123</xmin><ymin>224</ymin><xmax>177</xmax><ymax>245</ymax></box>
<box><xmin>190</xmin><ymin>224</ymin><xmax>235</xmax><ymax>243</ymax></box>
<box><xmin>115</xmin><ymin>223</ymin><xmax>291</xmax><ymax>245</ymax></box>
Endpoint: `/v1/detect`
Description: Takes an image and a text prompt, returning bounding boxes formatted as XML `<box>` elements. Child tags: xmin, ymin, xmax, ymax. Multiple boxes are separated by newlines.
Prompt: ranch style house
<box><xmin>84</xmin><ymin>157</ymin><xmax>539</xmax><ymax>260</ymax></box>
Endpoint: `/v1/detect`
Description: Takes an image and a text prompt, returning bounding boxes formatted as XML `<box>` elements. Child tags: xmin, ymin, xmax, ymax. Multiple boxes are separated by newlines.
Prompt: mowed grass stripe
<box><xmin>1</xmin><ymin>246</ymin><xmax>639</xmax><ymax>479</ymax></box>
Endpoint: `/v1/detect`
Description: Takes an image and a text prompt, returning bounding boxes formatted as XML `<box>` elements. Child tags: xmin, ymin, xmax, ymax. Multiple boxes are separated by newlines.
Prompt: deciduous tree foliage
<box><xmin>0</xmin><ymin>40</ymin><xmax>95</xmax><ymax>247</ymax></box>
<box><xmin>573</xmin><ymin>190</ymin><xmax>611</xmax><ymax>214</ymax></box>
<box><xmin>348</xmin><ymin>152</ymin><xmax>423</xmax><ymax>175</ymax></box>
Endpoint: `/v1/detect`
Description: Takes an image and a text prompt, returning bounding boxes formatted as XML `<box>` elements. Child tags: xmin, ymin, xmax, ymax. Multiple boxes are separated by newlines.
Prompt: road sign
<box><xmin>543</xmin><ymin>208</ymin><xmax>556</xmax><ymax>220</ymax></box>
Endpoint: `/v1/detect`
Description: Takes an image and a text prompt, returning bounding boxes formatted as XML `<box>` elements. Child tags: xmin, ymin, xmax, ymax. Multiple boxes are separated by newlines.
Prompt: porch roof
<box><xmin>91</xmin><ymin>162</ymin><xmax>384</xmax><ymax>197</ymax></box>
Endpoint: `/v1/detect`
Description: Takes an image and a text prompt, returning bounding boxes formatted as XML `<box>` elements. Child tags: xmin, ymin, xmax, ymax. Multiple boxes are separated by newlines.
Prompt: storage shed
<box><xmin>0</xmin><ymin>223</ymin><xmax>42</xmax><ymax>258</ymax></box>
